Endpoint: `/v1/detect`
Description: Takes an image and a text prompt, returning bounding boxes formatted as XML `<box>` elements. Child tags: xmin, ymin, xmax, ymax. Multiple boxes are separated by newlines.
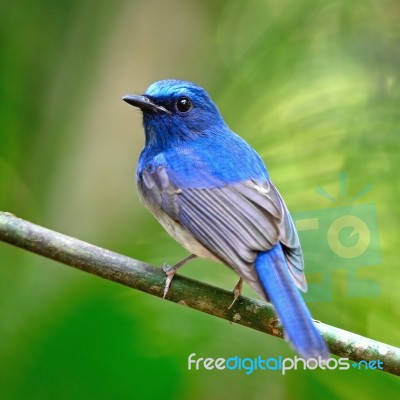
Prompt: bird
<box><xmin>123</xmin><ymin>79</ymin><xmax>329</xmax><ymax>359</ymax></box>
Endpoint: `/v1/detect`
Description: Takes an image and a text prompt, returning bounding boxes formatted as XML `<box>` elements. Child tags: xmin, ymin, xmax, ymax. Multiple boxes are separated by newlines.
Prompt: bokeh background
<box><xmin>1</xmin><ymin>0</ymin><xmax>400</xmax><ymax>399</ymax></box>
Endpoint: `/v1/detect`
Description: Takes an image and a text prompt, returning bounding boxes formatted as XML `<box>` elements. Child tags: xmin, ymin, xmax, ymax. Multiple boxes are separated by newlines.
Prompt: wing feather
<box><xmin>138</xmin><ymin>166</ymin><xmax>306</xmax><ymax>294</ymax></box>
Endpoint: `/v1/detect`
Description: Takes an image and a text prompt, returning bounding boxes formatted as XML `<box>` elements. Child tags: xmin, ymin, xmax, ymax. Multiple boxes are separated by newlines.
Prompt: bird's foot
<box><xmin>162</xmin><ymin>263</ymin><xmax>177</xmax><ymax>299</ymax></box>
<box><xmin>161</xmin><ymin>254</ymin><xmax>197</xmax><ymax>299</ymax></box>
<box><xmin>228</xmin><ymin>278</ymin><xmax>243</xmax><ymax>309</ymax></box>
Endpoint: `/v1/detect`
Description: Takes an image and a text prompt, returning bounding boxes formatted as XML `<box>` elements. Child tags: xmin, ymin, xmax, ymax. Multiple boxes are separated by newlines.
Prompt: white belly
<box><xmin>142</xmin><ymin>195</ymin><xmax>221</xmax><ymax>263</ymax></box>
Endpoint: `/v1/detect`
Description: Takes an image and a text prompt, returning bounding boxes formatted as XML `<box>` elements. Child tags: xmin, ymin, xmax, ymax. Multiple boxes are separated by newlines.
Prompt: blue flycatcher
<box><xmin>123</xmin><ymin>79</ymin><xmax>329</xmax><ymax>359</ymax></box>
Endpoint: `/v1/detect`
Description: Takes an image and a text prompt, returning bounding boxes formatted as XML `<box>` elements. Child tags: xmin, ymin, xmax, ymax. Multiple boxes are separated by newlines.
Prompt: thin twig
<box><xmin>0</xmin><ymin>211</ymin><xmax>399</xmax><ymax>376</ymax></box>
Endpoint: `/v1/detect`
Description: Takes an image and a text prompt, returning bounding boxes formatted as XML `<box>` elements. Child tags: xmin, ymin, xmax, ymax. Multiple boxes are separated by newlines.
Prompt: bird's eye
<box><xmin>176</xmin><ymin>97</ymin><xmax>192</xmax><ymax>113</ymax></box>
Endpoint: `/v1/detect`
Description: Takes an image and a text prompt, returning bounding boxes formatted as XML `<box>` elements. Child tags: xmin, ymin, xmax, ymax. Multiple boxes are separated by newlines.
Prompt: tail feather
<box><xmin>254</xmin><ymin>244</ymin><xmax>329</xmax><ymax>359</ymax></box>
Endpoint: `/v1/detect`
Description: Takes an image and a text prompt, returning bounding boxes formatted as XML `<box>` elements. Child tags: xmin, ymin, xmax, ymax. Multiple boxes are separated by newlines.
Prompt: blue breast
<box><xmin>138</xmin><ymin>129</ymin><xmax>269</xmax><ymax>189</ymax></box>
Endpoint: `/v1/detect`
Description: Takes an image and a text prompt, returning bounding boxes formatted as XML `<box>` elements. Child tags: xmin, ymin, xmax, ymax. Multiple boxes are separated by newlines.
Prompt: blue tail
<box><xmin>254</xmin><ymin>244</ymin><xmax>329</xmax><ymax>359</ymax></box>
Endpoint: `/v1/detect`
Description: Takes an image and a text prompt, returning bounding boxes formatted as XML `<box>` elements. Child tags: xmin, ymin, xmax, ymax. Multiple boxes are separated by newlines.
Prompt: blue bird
<box><xmin>123</xmin><ymin>79</ymin><xmax>329</xmax><ymax>359</ymax></box>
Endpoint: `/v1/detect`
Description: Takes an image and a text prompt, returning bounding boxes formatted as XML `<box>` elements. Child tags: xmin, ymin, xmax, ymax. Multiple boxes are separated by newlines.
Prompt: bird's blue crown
<box><xmin>140</xmin><ymin>80</ymin><xmax>226</xmax><ymax>148</ymax></box>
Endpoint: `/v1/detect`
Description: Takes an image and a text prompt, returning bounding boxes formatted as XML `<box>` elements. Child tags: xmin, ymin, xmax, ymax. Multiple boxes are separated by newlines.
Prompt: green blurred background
<box><xmin>1</xmin><ymin>0</ymin><xmax>399</xmax><ymax>398</ymax></box>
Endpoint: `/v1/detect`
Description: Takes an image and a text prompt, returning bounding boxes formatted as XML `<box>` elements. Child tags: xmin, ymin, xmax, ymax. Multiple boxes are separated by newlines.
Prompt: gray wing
<box><xmin>138</xmin><ymin>166</ymin><xmax>306</xmax><ymax>296</ymax></box>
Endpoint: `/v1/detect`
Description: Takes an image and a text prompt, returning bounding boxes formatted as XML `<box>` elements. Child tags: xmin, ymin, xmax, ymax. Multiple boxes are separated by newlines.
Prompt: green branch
<box><xmin>0</xmin><ymin>211</ymin><xmax>399</xmax><ymax>376</ymax></box>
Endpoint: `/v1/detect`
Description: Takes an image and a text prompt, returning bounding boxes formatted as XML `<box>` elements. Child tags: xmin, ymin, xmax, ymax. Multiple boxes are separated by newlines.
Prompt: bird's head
<box><xmin>123</xmin><ymin>80</ymin><xmax>226</xmax><ymax>148</ymax></box>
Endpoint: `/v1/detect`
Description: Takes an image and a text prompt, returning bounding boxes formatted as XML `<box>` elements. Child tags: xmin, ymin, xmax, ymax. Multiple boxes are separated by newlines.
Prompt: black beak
<box><xmin>122</xmin><ymin>94</ymin><xmax>170</xmax><ymax>114</ymax></box>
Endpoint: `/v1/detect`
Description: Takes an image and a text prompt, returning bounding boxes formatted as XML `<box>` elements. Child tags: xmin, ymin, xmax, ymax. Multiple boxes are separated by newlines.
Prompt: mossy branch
<box><xmin>0</xmin><ymin>211</ymin><xmax>399</xmax><ymax>376</ymax></box>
